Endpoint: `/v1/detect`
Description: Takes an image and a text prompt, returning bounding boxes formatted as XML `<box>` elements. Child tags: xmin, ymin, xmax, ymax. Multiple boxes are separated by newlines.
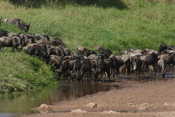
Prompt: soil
<box><xmin>23</xmin><ymin>78</ymin><xmax>175</xmax><ymax>117</ymax></box>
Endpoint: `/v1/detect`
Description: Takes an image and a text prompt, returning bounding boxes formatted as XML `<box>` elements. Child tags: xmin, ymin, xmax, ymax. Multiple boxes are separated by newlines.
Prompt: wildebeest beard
<box><xmin>18</xmin><ymin>23</ymin><xmax>30</xmax><ymax>32</ymax></box>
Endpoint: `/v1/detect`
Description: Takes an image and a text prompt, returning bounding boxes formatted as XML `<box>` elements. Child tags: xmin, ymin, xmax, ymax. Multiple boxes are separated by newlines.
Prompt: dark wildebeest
<box><xmin>158</xmin><ymin>53</ymin><xmax>175</xmax><ymax>72</ymax></box>
<box><xmin>0</xmin><ymin>29</ymin><xmax>8</xmax><ymax>37</ymax></box>
<box><xmin>1</xmin><ymin>18</ymin><xmax>30</xmax><ymax>32</ymax></box>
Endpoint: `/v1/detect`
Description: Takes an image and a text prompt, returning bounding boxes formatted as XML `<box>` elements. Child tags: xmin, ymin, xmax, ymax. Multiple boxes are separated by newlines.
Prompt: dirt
<box><xmin>23</xmin><ymin>79</ymin><xmax>175</xmax><ymax>117</ymax></box>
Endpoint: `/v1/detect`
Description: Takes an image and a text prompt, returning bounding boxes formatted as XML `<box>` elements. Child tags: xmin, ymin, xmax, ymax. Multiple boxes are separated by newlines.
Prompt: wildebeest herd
<box><xmin>0</xmin><ymin>29</ymin><xmax>175</xmax><ymax>81</ymax></box>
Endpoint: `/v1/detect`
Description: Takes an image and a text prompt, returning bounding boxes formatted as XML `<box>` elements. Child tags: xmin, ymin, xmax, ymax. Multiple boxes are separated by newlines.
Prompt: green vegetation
<box><xmin>0</xmin><ymin>48</ymin><xmax>55</xmax><ymax>93</ymax></box>
<box><xmin>0</xmin><ymin>86</ymin><xmax>58</xmax><ymax>112</ymax></box>
<box><xmin>1</xmin><ymin>0</ymin><xmax>175</xmax><ymax>53</ymax></box>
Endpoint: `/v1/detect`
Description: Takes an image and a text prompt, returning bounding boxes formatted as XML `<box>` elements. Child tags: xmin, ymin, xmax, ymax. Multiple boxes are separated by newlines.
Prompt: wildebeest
<box><xmin>76</xmin><ymin>47</ymin><xmax>96</xmax><ymax>57</ymax></box>
<box><xmin>97</xmin><ymin>47</ymin><xmax>112</xmax><ymax>58</ymax></box>
<box><xmin>158</xmin><ymin>53</ymin><xmax>175</xmax><ymax>72</ymax></box>
<box><xmin>0</xmin><ymin>37</ymin><xmax>12</xmax><ymax>47</ymax></box>
<box><xmin>159</xmin><ymin>43</ymin><xmax>175</xmax><ymax>53</ymax></box>
<box><xmin>1</xmin><ymin>18</ymin><xmax>30</xmax><ymax>32</ymax></box>
<box><xmin>137</xmin><ymin>51</ymin><xmax>158</xmax><ymax>72</ymax></box>
<box><xmin>49</xmin><ymin>55</ymin><xmax>62</xmax><ymax>68</ymax></box>
<box><xmin>0</xmin><ymin>29</ymin><xmax>8</xmax><ymax>37</ymax></box>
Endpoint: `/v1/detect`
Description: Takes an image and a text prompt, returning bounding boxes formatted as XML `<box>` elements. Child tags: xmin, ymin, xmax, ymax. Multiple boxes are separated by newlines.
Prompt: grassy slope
<box><xmin>0</xmin><ymin>48</ymin><xmax>55</xmax><ymax>93</ymax></box>
<box><xmin>1</xmin><ymin>0</ymin><xmax>175</xmax><ymax>53</ymax></box>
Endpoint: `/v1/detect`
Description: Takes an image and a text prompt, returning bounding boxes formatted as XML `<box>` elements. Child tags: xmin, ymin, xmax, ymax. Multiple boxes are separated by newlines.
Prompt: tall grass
<box><xmin>1</xmin><ymin>0</ymin><xmax>175</xmax><ymax>52</ymax></box>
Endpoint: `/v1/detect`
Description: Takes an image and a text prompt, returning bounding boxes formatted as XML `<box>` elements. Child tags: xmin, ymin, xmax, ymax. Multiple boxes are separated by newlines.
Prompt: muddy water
<box><xmin>45</xmin><ymin>81</ymin><xmax>119</xmax><ymax>102</ymax></box>
<box><xmin>1</xmin><ymin>72</ymin><xmax>174</xmax><ymax>117</ymax></box>
<box><xmin>0</xmin><ymin>81</ymin><xmax>118</xmax><ymax>116</ymax></box>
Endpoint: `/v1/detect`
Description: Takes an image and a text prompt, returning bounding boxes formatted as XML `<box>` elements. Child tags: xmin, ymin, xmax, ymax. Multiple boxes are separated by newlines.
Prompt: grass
<box><xmin>0</xmin><ymin>86</ymin><xmax>58</xmax><ymax>112</ymax></box>
<box><xmin>0</xmin><ymin>48</ymin><xmax>55</xmax><ymax>94</ymax></box>
<box><xmin>1</xmin><ymin>0</ymin><xmax>175</xmax><ymax>53</ymax></box>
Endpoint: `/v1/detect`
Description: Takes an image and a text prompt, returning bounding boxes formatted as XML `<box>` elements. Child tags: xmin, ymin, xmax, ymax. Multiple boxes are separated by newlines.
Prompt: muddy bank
<box><xmin>23</xmin><ymin>79</ymin><xmax>175</xmax><ymax>117</ymax></box>
<box><xmin>23</xmin><ymin>111</ymin><xmax>175</xmax><ymax>117</ymax></box>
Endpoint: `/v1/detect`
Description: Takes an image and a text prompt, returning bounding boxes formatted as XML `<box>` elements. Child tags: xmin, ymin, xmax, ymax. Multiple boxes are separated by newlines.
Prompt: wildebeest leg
<box><xmin>106</xmin><ymin>69</ymin><xmax>111</xmax><ymax>81</ymax></box>
<box><xmin>161</xmin><ymin>62</ymin><xmax>165</xmax><ymax>73</ymax></box>
<box><xmin>11</xmin><ymin>47</ymin><xmax>18</xmax><ymax>52</ymax></box>
<box><xmin>0</xmin><ymin>47</ymin><xmax>2</xmax><ymax>51</ymax></box>
<box><xmin>94</xmin><ymin>72</ymin><xmax>98</xmax><ymax>81</ymax></box>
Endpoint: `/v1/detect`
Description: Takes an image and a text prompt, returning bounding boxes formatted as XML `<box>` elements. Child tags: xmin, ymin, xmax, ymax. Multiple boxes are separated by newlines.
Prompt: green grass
<box><xmin>0</xmin><ymin>86</ymin><xmax>58</xmax><ymax>112</ymax></box>
<box><xmin>0</xmin><ymin>48</ymin><xmax>55</xmax><ymax>94</ymax></box>
<box><xmin>1</xmin><ymin>0</ymin><xmax>175</xmax><ymax>53</ymax></box>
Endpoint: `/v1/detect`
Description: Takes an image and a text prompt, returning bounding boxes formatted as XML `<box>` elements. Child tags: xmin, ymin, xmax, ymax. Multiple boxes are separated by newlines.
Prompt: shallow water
<box><xmin>0</xmin><ymin>81</ymin><xmax>118</xmax><ymax>114</ymax></box>
<box><xmin>0</xmin><ymin>113</ymin><xmax>15</xmax><ymax>117</ymax></box>
<box><xmin>1</xmin><ymin>72</ymin><xmax>174</xmax><ymax>117</ymax></box>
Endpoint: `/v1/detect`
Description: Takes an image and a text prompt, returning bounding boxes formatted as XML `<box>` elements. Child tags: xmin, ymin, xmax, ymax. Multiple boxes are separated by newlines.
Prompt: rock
<box><xmin>163</xmin><ymin>102</ymin><xmax>175</xmax><ymax>107</ymax></box>
<box><xmin>102</xmin><ymin>110</ymin><xmax>118</xmax><ymax>114</ymax></box>
<box><xmin>37</xmin><ymin>104</ymin><xmax>52</xmax><ymax>113</ymax></box>
<box><xmin>71</xmin><ymin>109</ymin><xmax>87</xmax><ymax>113</ymax></box>
<box><xmin>137</xmin><ymin>103</ymin><xmax>152</xmax><ymax>111</ymax></box>
<box><xmin>128</xmin><ymin>103</ymin><xmax>137</xmax><ymax>107</ymax></box>
<box><xmin>85</xmin><ymin>102</ymin><xmax>98</xmax><ymax>109</ymax></box>
<box><xmin>164</xmin><ymin>102</ymin><xmax>169</xmax><ymax>106</ymax></box>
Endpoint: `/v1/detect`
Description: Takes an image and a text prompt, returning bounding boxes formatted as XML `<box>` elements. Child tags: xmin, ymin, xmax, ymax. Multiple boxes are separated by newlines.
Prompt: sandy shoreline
<box><xmin>23</xmin><ymin>79</ymin><xmax>175</xmax><ymax>117</ymax></box>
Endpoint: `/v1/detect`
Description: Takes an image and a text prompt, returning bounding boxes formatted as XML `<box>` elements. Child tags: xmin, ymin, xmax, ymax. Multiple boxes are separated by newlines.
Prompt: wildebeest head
<box><xmin>0</xmin><ymin>29</ymin><xmax>8</xmax><ymax>37</ymax></box>
<box><xmin>18</xmin><ymin>23</ymin><xmax>30</xmax><ymax>32</ymax></box>
<box><xmin>159</xmin><ymin>43</ymin><xmax>167</xmax><ymax>53</ymax></box>
<box><xmin>97</xmin><ymin>47</ymin><xmax>112</xmax><ymax>58</ymax></box>
<box><xmin>49</xmin><ymin>55</ymin><xmax>62</xmax><ymax>67</ymax></box>
<box><xmin>50</xmin><ymin>39</ymin><xmax>64</xmax><ymax>47</ymax></box>
<box><xmin>77</xmin><ymin>47</ymin><xmax>93</xmax><ymax>56</ymax></box>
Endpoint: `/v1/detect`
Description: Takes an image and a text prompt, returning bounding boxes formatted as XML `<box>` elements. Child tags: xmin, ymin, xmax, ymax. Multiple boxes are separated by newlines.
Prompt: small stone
<box><xmin>137</xmin><ymin>103</ymin><xmax>152</xmax><ymax>111</ymax></box>
<box><xmin>163</xmin><ymin>102</ymin><xmax>175</xmax><ymax>107</ymax></box>
<box><xmin>37</xmin><ymin>104</ymin><xmax>52</xmax><ymax>113</ymax></box>
<box><xmin>85</xmin><ymin>102</ymin><xmax>98</xmax><ymax>109</ymax></box>
<box><xmin>71</xmin><ymin>109</ymin><xmax>87</xmax><ymax>113</ymax></box>
<box><xmin>164</xmin><ymin>102</ymin><xmax>169</xmax><ymax>106</ymax></box>
<box><xmin>103</xmin><ymin>110</ymin><xmax>118</xmax><ymax>114</ymax></box>
<box><xmin>128</xmin><ymin>103</ymin><xmax>136</xmax><ymax>107</ymax></box>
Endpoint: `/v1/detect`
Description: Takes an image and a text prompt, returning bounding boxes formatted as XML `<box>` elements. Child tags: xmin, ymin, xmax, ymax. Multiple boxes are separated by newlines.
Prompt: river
<box><xmin>0</xmin><ymin>81</ymin><xmax>118</xmax><ymax>117</ymax></box>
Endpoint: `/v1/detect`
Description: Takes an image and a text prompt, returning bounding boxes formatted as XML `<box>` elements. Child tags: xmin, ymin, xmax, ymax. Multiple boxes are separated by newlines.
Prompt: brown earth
<box><xmin>23</xmin><ymin>78</ymin><xmax>175</xmax><ymax>117</ymax></box>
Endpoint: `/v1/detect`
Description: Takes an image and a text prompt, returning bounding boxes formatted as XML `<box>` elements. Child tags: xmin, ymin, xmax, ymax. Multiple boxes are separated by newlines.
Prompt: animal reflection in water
<box><xmin>0</xmin><ymin>29</ymin><xmax>175</xmax><ymax>81</ymax></box>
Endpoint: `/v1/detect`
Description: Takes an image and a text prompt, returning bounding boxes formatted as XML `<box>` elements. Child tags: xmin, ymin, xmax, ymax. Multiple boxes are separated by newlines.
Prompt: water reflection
<box><xmin>45</xmin><ymin>81</ymin><xmax>118</xmax><ymax>104</ymax></box>
<box><xmin>0</xmin><ymin>81</ymin><xmax>118</xmax><ymax>113</ymax></box>
<box><xmin>0</xmin><ymin>113</ymin><xmax>15</xmax><ymax>117</ymax></box>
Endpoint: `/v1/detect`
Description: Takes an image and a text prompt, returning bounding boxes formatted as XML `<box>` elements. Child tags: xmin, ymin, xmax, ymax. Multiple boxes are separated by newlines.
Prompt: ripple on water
<box><xmin>0</xmin><ymin>113</ymin><xmax>15</xmax><ymax>117</ymax></box>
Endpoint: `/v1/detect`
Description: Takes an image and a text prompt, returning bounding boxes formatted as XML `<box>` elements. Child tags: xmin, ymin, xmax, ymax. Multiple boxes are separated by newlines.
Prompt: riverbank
<box><xmin>23</xmin><ymin>79</ymin><xmax>175</xmax><ymax>117</ymax></box>
<box><xmin>0</xmin><ymin>48</ymin><xmax>55</xmax><ymax>94</ymax></box>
